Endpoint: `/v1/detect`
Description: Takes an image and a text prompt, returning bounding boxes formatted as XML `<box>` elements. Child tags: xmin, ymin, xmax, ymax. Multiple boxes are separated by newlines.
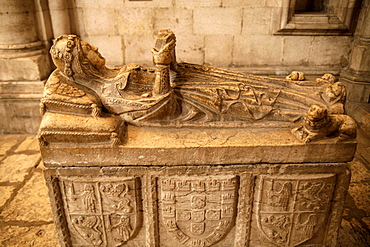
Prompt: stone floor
<box><xmin>0</xmin><ymin>134</ymin><xmax>369</xmax><ymax>246</ymax></box>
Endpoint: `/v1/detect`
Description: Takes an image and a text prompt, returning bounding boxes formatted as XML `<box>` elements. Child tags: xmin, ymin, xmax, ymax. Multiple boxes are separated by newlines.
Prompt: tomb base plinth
<box><xmin>41</xmin><ymin>126</ymin><xmax>355</xmax><ymax>247</ymax></box>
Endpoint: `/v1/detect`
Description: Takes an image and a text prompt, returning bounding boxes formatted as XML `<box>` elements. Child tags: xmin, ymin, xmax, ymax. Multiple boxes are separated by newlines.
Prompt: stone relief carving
<box><xmin>292</xmin><ymin>104</ymin><xmax>357</xmax><ymax>143</ymax></box>
<box><xmin>38</xmin><ymin>28</ymin><xmax>357</xmax><ymax>246</ymax></box>
<box><xmin>71</xmin><ymin>215</ymin><xmax>103</xmax><ymax>246</ymax></box>
<box><xmin>38</xmin><ymin>29</ymin><xmax>356</xmax><ymax>145</ymax></box>
<box><xmin>61</xmin><ymin>178</ymin><xmax>142</xmax><ymax>246</ymax></box>
<box><xmin>319</xmin><ymin>81</ymin><xmax>347</xmax><ymax>114</ymax></box>
<box><xmin>159</xmin><ymin>176</ymin><xmax>239</xmax><ymax>247</ymax></box>
<box><xmin>44</xmin><ymin>164</ymin><xmax>351</xmax><ymax>246</ymax></box>
<box><xmin>267</xmin><ymin>182</ymin><xmax>293</xmax><ymax>211</ymax></box>
<box><xmin>257</xmin><ymin>174</ymin><xmax>336</xmax><ymax>246</ymax></box>
<box><xmin>286</xmin><ymin>71</ymin><xmax>306</xmax><ymax>82</ymax></box>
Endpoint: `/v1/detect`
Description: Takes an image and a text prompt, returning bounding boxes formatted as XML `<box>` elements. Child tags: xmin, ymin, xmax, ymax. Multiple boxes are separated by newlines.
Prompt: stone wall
<box><xmin>1</xmin><ymin>0</ymin><xmax>369</xmax><ymax>134</ymax></box>
<box><xmin>68</xmin><ymin>0</ymin><xmax>353</xmax><ymax>75</ymax></box>
<box><xmin>0</xmin><ymin>0</ymin><xmax>52</xmax><ymax>134</ymax></box>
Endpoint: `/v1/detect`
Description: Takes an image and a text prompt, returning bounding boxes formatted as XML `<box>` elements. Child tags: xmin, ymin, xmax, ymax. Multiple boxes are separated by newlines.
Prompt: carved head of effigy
<box><xmin>50</xmin><ymin>35</ymin><xmax>106</xmax><ymax>78</ymax></box>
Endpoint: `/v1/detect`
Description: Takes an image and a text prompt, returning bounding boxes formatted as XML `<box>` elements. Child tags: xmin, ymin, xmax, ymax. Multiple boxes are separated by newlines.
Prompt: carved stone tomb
<box><xmin>39</xmin><ymin>30</ymin><xmax>356</xmax><ymax>247</ymax></box>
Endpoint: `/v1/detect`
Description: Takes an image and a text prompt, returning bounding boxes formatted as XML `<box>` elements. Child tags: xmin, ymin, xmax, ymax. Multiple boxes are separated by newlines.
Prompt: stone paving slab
<box><xmin>0</xmin><ymin>154</ymin><xmax>40</xmax><ymax>183</ymax></box>
<box><xmin>0</xmin><ymin>224</ymin><xmax>58</xmax><ymax>247</ymax></box>
<box><xmin>0</xmin><ymin>169</ymin><xmax>53</xmax><ymax>222</ymax></box>
<box><xmin>0</xmin><ymin>135</ymin><xmax>57</xmax><ymax>247</ymax></box>
<box><xmin>0</xmin><ymin>186</ymin><xmax>15</xmax><ymax>209</ymax></box>
<box><xmin>0</xmin><ymin>135</ymin><xmax>23</xmax><ymax>157</ymax></box>
<box><xmin>14</xmin><ymin>135</ymin><xmax>40</xmax><ymax>153</ymax></box>
<box><xmin>337</xmin><ymin>158</ymin><xmax>370</xmax><ymax>246</ymax></box>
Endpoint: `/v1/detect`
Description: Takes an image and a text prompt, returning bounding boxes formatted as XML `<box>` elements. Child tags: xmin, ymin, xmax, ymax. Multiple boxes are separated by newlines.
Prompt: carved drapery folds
<box><xmin>38</xmin><ymin>29</ymin><xmax>356</xmax><ymax>145</ymax></box>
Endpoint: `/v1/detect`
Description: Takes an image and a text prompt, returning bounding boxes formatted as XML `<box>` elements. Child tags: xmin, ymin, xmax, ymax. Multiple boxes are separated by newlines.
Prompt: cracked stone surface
<box><xmin>14</xmin><ymin>135</ymin><xmax>40</xmax><ymax>153</ymax></box>
<box><xmin>0</xmin><ymin>170</ymin><xmax>53</xmax><ymax>222</ymax></box>
<box><xmin>0</xmin><ymin>135</ymin><xmax>23</xmax><ymax>157</ymax></box>
<box><xmin>0</xmin><ymin>154</ymin><xmax>40</xmax><ymax>183</ymax></box>
<box><xmin>0</xmin><ymin>135</ymin><xmax>57</xmax><ymax>247</ymax></box>
<box><xmin>0</xmin><ymin>224</ymin><xmax>58</xmax><ymax>247</ymax></box>
<box><xmin>0</xmin><ymin>186</ymin><xmax>15</xmax><ymax>208</ymax></box>
<box><xmin>0</xmin><ymin>134</ymin><xmax>369</xmax><ymax>246</ymax></box>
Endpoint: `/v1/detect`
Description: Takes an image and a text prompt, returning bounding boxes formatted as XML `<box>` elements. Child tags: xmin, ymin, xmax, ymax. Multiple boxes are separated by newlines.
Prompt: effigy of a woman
<box><xmin>40</xmin><ymin>30</ymin><xmax>355</xmax><ymax>145</ymax></box>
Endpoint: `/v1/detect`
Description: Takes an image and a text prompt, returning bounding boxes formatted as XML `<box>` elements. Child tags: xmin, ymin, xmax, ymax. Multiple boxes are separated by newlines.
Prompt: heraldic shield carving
<box><xmin>60</xmin><ymin>177</ymin><xmax>142</xmax><ymax>246</ymax></box>
<box><xmin>160</xmin><ymin>176</ymin><xmax>239</xmax><ymax>247</ymax></box>
<box><xmin>256</xmin><ymin>174</ymin><xmax>337</xmax><ymax>247</ymax></box>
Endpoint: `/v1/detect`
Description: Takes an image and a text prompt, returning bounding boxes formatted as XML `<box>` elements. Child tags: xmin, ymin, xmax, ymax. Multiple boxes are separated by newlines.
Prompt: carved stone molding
<box><xmin>43</xmin><ymin>163</ymin><xmax>351</xmax><ymax>246</ymax></box>
<box><xmin>273</xmin><ymin>0</ymin><xmax>361</xmax><ymax>35</ymax></box>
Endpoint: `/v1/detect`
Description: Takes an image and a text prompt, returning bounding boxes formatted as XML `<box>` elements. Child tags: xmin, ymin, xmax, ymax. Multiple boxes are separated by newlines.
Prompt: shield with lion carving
<box><xmin>61</xmin><ymin>177</ymin><xmax>142</xmax><ymax>246</ymax></box>
<box><xmin>256</xmin><ymin>174</ymin><xmax>336</xmax><ymax>246</ymax></box>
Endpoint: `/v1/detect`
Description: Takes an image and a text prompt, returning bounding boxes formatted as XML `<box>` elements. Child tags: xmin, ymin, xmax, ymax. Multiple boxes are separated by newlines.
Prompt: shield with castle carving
<box><xmin>160</xmin><ymin>176</ymin><xmax>239</xmax><ymax>247</ymax></box>
<box><xmin>61</xmin><ymin>177</ymin><xmax>142</xmax><ymax>246</ymax></box>
<box><xmin>256</xmin><ymin>174</ymin><xmax>336</xmax><ymax>246</ymax></box>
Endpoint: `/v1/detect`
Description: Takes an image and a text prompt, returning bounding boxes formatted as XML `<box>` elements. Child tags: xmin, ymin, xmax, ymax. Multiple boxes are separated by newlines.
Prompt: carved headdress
<box><xmin>50</xmin><ymin>34</ymin><xmax>107</xmax><ymax>79</ymax></box>
<box><xmin>50</xmin><ymin>35</ymin><xmax>80</xmax><ymax>77</ymax></box>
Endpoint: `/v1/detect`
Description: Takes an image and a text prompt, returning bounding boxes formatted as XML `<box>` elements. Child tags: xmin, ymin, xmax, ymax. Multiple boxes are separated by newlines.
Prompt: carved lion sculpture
<box><xmin>286</xmin><ymin>71</ymin><xmax>306</xmax><ymax>81</ymax></box>
<box><xmin>320</xmin><ymin>81</ymin><xmax>346</xmax><ymax>114</ymax></box>
<box><xmin>316</xmin><ymin>73</ymin><xmax>336</xmax><ymax>84</ymax></box>
<box><xmin>292</xmin><ymin>104</ymin><xmax>356</xmax><ymax>143</ymax></box>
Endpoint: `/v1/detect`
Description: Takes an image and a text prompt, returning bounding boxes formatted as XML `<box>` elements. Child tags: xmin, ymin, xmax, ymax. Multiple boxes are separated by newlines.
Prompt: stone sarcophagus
<box><xmin>39</xmin><ymin>30</ymin><xmax>356</xmax><ymax>247</ymax></box>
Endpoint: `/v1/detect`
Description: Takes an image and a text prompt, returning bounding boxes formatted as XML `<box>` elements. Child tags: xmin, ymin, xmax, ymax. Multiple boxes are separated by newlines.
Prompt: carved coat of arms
<box><xmin>160</xmin><ymin>176</ymin><xmax>239</xmax><ymax>247</ymax></box>
<box><xmin>256</xmin><ymin>174</ymin><xmax>336</xmax><ymax>246</ymax></box>
<box><xmin>61</xmin><ymin>177</ymin><xmax>142</xmax><ymax>246</ymax></box>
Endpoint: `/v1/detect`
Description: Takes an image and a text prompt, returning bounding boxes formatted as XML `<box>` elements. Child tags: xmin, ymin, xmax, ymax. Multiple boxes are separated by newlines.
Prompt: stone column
<box><xmin>49</xmin><ymin>0</ymin><xmax>71</xmax><ymax>37</ymax></box>
<box><xmin>0</xmin><ymin>0</ymin><xmax>51</xmax><ymax>81</ymax></box>
<box><xmin>0</xmin><ymin>0</ymin><xmax>52</xmax><ymax>133</ymax></box>
<box><xmin>341</xmin><ymin>0</ymin><xmax>370</xmax><ymax>135</ymax></box>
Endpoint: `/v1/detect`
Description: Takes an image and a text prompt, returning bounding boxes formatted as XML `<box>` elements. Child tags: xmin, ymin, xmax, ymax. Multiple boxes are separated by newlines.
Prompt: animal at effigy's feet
<box><xmin>39</xmin><ymin>29</ymin><xmax>356</xmax><ymax>145</ymax></box>
<box><xmin>292</xmin><ymin>104</ymin><xmax>357</xmax><ymax>143</ymax></box>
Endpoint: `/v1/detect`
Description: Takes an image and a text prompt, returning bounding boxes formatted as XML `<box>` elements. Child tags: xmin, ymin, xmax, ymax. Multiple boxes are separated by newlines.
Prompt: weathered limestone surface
<box><xmin>1</xmin><ymin>171</ymin><xmax>53</xmax><ymax>222</ymax></box>
<box><xmin>2</xmin><ymin>0</ymin><xmax>368</xmax><ymax>136</ymax></box>
<box><xmin>0</xmin><ymin>0</ymin><xmax>52</xmax><ymax>133</ymax></box>
<box><xmin>66</xmin><ymin>0</ymin><xmax>356</xmax><ymax>73</ymax></box>
<box><xmin>1</xmin><ymin>134</ymin><xmax>369</xmax><ymax>247</ymax></box>
<box><xmin>0</xmin><ymin>154</ymin><xmax>40</xmax><ymax>183</ymax></box>
<box><xmin>41</xmin><ymin>125</ymin><xmax>356</xmax><ymax>167</ymax></box>
<box><xmin>0</xmin><ymin>135</ymin><xmax>58</xmax><ymax>247</ymax></box>
<box><xmin>37</xmin><ymin>30</ymin><xmax>359</xmax><ymax>247</ymax></box>
<box><xmin>0</xmin><ymin>0</ymin><xmax>51</xmax><ymax>80</ymax></box>
<box><xmin>341</xmin><ymin>0</ymin><xmax>370</xmax><ymax>139</ymax></box>
<box><xmin>0</xmin><ymin>81</ymin><xmax>44</xmax><ymax>134</ymax></box>
<box><xmin>43</xmin><ymin>162</ymin><xmax>351</xmax><ymax>247</ymax></box>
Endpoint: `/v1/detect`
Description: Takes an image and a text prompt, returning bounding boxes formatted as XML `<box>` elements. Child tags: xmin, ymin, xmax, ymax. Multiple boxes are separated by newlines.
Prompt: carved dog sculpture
<box><xmin>292</xmin><ymin>104</ymin><xmax>356</xmax><ymax>143</ymax></box>
<box><xmin>286</xmin><ymin>71</ymin><xmax>306</xmax><ymax>81</ymax></box>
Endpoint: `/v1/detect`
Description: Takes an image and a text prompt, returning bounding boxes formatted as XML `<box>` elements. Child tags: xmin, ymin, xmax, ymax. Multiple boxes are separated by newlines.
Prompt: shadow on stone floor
<box><xmin>0</xmin><ymin>134</ymin><xmax>369</xmax><ymax>246</ymax></box>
